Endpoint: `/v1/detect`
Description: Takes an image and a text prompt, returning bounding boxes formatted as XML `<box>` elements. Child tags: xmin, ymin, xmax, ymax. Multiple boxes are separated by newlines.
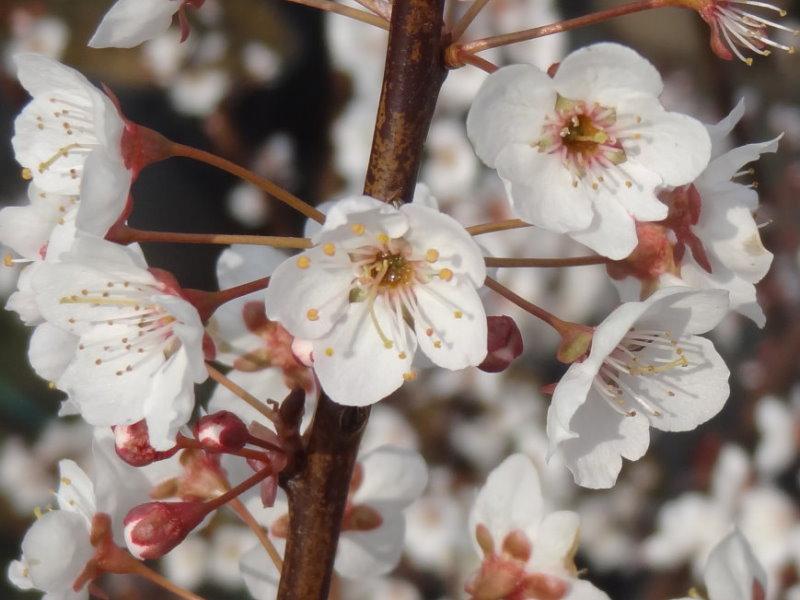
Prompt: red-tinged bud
<box><xmin>260</xmin><ymin>475</ymin><xmax>278</xmax><ymax>508</ymax></box>
<box><xmin>123</xmin><ymin>501</ymin><xmax>207</xmax><ymax>560</ymax></box>
<box><xmin>479</xmin><ymin>316</ymin><xmax>524</xmax><ymax>373</ymax></box>
<box><xmin>113</xmin><ymin>421</ymin><xmax>178</xmax><ymax>467</ymax></box>
<box><xmin>196</xmin><ymin>411</ymin><xmax>248</xmax><ymax>452</ymax></box>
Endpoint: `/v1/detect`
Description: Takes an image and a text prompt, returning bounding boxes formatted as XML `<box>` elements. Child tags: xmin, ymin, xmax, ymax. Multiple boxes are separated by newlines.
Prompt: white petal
<box><xmin>497</xmin><ymin>145</ymin><xmax>593</xmax><ymax>233</ymax></box>
<box><xmin>467</xmin><ymin>64</ymin><xmax>556</xmax><ymax>167</ymax></box>
<box><xmin>637</xmin><ymin>288</ymin><xmax>730</xmax><ymax>336</ymax></box>
<box><xmin>707</xmin><ymin>99</ymin><xmax>745</xmax><ymax>153</ymax></box>
<box><xmin>400</xmin><ymin>203</ymin><xmax>485</xmax><ymax>286</ymax></box>
<box><xmin>7</xmin><ymin>560</ymin><xmax>34</xmax><ymax>591</ymax></box>
<box><xmin>75</xmin><ymin>150</ymin><xmax>131</xmax><ymax>236</ymax></box>
<box><xmin>28</xmin><ymin>323</ymin><xmax>78</xmax><ymax>384</ymax></box>
<box><xmin>568</xmin><ymin>190</ymin><xmax>638</xmax><ymax>260</ymax></box>
<box><xmin>593</xmin><ymin>160</ymin><xmax>666</xmax><ymax>222</ymax></box>
<box><xmin>553</xmin><ymin>43</ymin><xmax>663</xmax><ymax>100</ymax></box>
<box><xmin>530</xmin><ymin>510</ymin><xmax>581</xmax><ymax>573</ymax></box>
<box><xmin>704</xmin><ymin>529</ymin><xmax>767</xmax><ymax>600</ymax></box>
<box><xmin>312</xmin><ymin>301</ymin><xmax>415</xmax><ymax>406</ymax></box>
<box><xmin>20</xmin><ymin>510</ymin><xmax>92</xmax><ymax>593</ymax></box>
<box><xmin>55</xmin><ymin>459</ymin><xmax>96</xmax><ymax>520</ymax></box>
<box><xmin>547</xmin><ymin>362</ymin><xmax>598</xmax><ymax>451</ymax></box>
<box><xmin>316</xmin><ymin>195</ymin><xmax>408</xmax><ymax>243</ymax></box>
<box><xmin>636</xmin><ymin>336</ymin><xmax>730</xmax><ymax>433</ymax></box>
<box><xmin>264</xmin><ymin>246</ymin><xmax>353</xmax><ymax>340</ymax></box>
<box><xmin>143</xmin><ymin>349</ymin><xmax>196</xmax><ymax>450</ymax></box>
<box><xmin>563</xmin><ymin>579</ymin><xmax>612</xmax><ymax>600</ymax></box>
<box><xmin>700</xmin><ymin>136</ymin><xmax>780</xmax><ymax>185</ymax></box>
<box><xmin>89</xmin><ymin>0</ymin><xmax>181</xmax><ymax>49</ymax></box>
<box><xmin>468</xmin><ymin>453</ymin><xmax>543</xmax><ymax>553</ymax></box>
<box><xmin>618</xmin><ymin>96</ymin><xmax>711</xmax><ymax>187</ymax></box>
<box><xmin>413</xmin><ymin>278</ymin><xmax>487</xmax><ymax>370</ymax></box>
<box><xmin>557</xmin><ymin>394</ymin><xmax>651</xmax><ymax>489</ymax></box>
<box><xmin>335</xmin><ymin>512</ymin><xmax>406</xmax><ymax>578</ymax></box>
<box><xmin>156</xmin><ymin>294</ymin><xmax>207</xmax><ymax>382</ymax></box>
<box><xmin>354</xmin><ymin>446</ymin><xmax>428</xmax><ymax>512</ymax></box>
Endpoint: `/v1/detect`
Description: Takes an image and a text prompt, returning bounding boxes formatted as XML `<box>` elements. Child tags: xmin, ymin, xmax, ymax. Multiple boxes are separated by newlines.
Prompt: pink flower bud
<box><xmin>478</xmin><ymin>316</ymin><xmax>523</xmax><ymax>373</ymax></box>
<box><xmin>113</xmin><ymin>421</ymin><xmax>177</xmax><ymax>467</ymax></box>
<box><xmin>196</xmin><ymin>411</ymin><xmax>249</xmax><ymax>452</ymax></box>
<box><xmin>123</xmin><ymin>501</ymin><xmax>207</xmax><ymax>560</ymax></box>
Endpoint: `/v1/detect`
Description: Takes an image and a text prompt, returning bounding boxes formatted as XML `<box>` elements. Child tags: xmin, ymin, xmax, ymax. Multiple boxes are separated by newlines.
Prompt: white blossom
<box><xmin>31</xmin><ymin>236</ymin><xmax>207</xmax><ymax>449</ymax></box>
<box><xmin>547</xmin><ymin>288</ymin><xmax>730</xmax><ymax>488</ymax></box>
<box><xmin>467</xmin><ymin>43</ymin><xmax>711</xmax><ymax>259</ymax></box>
<box><xmin>264</xmin><ymin>191</ymin><xmax>488</xmax><ymax>406</ymax></box>
<box><xmin>89</xmin><ymin>0</ymin><xmax>188</xmax><ymax>49</ymax></box>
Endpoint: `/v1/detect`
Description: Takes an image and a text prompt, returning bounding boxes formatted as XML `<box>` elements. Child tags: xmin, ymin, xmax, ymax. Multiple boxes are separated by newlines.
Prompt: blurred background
<box><xmin>0</xmin><ymin>0</ymin><xmax>799</xmax><ymax>598</ymax></box>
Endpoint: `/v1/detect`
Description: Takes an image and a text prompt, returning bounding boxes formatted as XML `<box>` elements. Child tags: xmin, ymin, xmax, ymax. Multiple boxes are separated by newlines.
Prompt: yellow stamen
<box><xmin>433</xmin><ymin>340</ymin><xmax>442</xmax><ymax>348</ymax></box>
<box><xmin>351</xmin><ymin>223</ymin><xmax>365</xmax><ymax>235</ymax></box>
<box><xmin>3</xmin><ymin>254</ymin><xmax>14</xmax><ymax>267</ymax></box>
<box><xmin>21</xmin><ymin>168</ymin><xmax>32</xmax><ymax>180</ymax></box>
<box><xmin>426</xmin><ymin>249</ymin><xmax>439</xmax><ymax>262</ymax></box>
<box><xmin>454</xmin><ymin>310</ymin><xmax>463</xmax><ymax>319</ymax></box>
<box><xmin>306</xmin><ymin>308</ymin><xmax>319</xmax><ymax>321</ymax></box>
<box><xmin>402</xmin><ymin>371</ymin><xmax>417</xmax><ymax>381</ymax></box>
<box><xmin>323</xmin><ymin>243</ymin><xmax>336</xmax><ymax>256</ymax></box>
<box><xmin>296</xmin><ymin>255</ymin><xmax>311</xmax><ymax>269</ymax></box>
<box><xmin>324</xmin><ymin>347</ymin><xmax>334</xmax><ymax>357</ymax></box>
<box><xmin>438</xmin><ymin>268</ymin><xmax>453</xmax><ymax>281</ymax></box>
<box><xmin>377</xmin><ymin>232</ymin><xmax>390</xmax><ymax>244</ymax></box>
<box><xmin>37</xmin><ymin>143</ymin><xmax>82</xmax><ymax>173</ymax></box>
<box><xmin>398</xmin><ymin>352</ymin><xmax>407</xmax><ymax>359</ymax></box>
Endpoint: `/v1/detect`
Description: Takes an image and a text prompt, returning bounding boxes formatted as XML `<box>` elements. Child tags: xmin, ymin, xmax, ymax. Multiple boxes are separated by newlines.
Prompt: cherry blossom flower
<box><xmin>467</xmin><ymin>43</ymin><xmax>711</xmax><ymax>260</ymax></box>
<box><xmin>30</xmin><ymin>235</ymin><xmax>207</xmax><ymax>449</ymax></box>
<box><xmin>239</xmin><ymin>445</ymin><xmax>429</xmax><ymax>597</ymax></box>
<box><xmin>264</xmin><ymin>191</ymin><xmax>488</xmax><ymax>406</ymax></box>
<box><xmin>547</xmin><ymin>288</ymin><xmax>730</xmax><ymax>488</ymax></box>
<box><xmin>670</xmin><ymin>528</ymin><xmax>768</xmax><ymax>600</ymax></box>
<box><xmin>12</xmin><ymin>54</ymin><xmax>132</xmax><ymax>225</ymax></box>
<box><xmin>612</xmin><ymin>100</ymin><xmax>778</xmax><ymax>326</ymax></box>
<box><xmin>466</xmin><ymin>454</ymin><xmax>609</xmax><ymax>600</ymax></box>
<box><xmin>89</xmin><ymin>0</ymin><xmax>205</xmax><ymax>49</ymax></box>
<box><xmin>680</xmin><ymin>0</ymin><xmax>797</xmax><ymax>64</ymax></box>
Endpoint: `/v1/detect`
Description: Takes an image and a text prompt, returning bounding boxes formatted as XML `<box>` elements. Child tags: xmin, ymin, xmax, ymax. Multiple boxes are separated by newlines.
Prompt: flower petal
<box><xmin>312</xmin><ymin>301</ymin><xmax>415</xmax><ymax>406</ymax></box>
<box><xmin>569</xmin><ymin>191</ymin><xmax>638</xmax><ymax>260</ymax></box>
<box><xmin>467</xmin><ymin>64</ymin><xmax>556</xmax><ymax>167</ymax></box>
<box><xmin>28</xmin><ymin>322</ymin><xmax>78</xmax><ymax>384</ymax></box>
<box><xmin>75</xmin><ymin>149</ymin><xmax>131</xmax><ymax>236</ymax></box>
<box><xmin>704</xmin><ymin>529</ymin><xmax>767</xmax><ymax>600</ymax></box>
<box><xmin>21</xmin><ymin>510</ymin><xmax>92</xmax><ymax>593</ymax></box>
<box><xmin>335</xmin><ymin>511</ymin><xmax>406</xmax><ymax>578</ymax></box>
<box><xmin>354</xmin><ymin>446</ymin><xmax>428</xmax><ymax>512</ymax></box>
<box><xmin>88</xmin><ymin>0</ymin><xmax>181</xmax><ymax>48</ymax></box>
<box><xmin>413</xmin><ymin>278</ymin><xmax>487</xmax><ymax>370</ymax></box>
<box><xmin>553</xmin><ymin>43</ymin><xmax>663</xmax><ymax>100</ymax></box>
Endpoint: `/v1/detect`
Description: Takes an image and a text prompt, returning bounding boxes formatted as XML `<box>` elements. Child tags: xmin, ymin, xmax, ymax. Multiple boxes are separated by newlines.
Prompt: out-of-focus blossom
<box><xmin>465</xmin><ymin>454</ymin><xmax>609</xmax><ymax>599</ymax></box>
<box><xmin>468</xmin><ymin>43</ymin><xmax>711</xmax><ymax>259</ymax></box>
<box><xmin>89</xmin><ymin>0</ymin><xmax>205</xmax><ymax>49</ymax></box>
<box><xmin>548</xmin><ymin>288</ymin><xmax>730</xmax><ymax>488</ymax></box>
<box><xmin>754</xmin><ymin>389</ymin><xmax>800</xmax><ymax>477</ymax></box>
<box><xmin>169</xmin><ymin>68</ymin><xmax>231</xmax><ymax>117</ymax></box>
<box><xmin>3</xmin><ymin>9</ymin><xmax>68</xmax><ymax>76</ymax></box>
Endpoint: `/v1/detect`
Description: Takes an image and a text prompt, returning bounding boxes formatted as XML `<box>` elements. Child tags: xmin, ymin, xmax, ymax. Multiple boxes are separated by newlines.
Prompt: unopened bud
<box><xmin>113</xmin><ymin>421</ymin><xmax>177</xmax><ymax>467</ymax></box>
<box><xmin>123</xmin><ymin>501</ymin><xmax>207</xmax><ymax>560</ymax></box>
<box><xmin>478</xmin><ymin>316</ymin><xmax>523</xmax><ymax>373</ymax></box>
<box><xmin>196</xmin><ymin>411</ymin><xmax>248</xmax><ymax>452</ymax></box>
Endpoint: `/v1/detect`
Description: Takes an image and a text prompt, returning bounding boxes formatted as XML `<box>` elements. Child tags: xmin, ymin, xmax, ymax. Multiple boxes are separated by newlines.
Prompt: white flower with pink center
<box><xmin>547</xmin><ymin>288</ymin><xmax>731</xmax><ymax>489</ymax></box>
<box><xmin>466</xmin><ymin>454</ymin><xmax>609</xmax><ymax>600</ymax></box>
<box><xmin>467</xmin><ymin>42</ymin><xmax>711</xmax><ymax>260</ymax></box>
<box><xmin>264</xmin><ymin>190</ymin><xmax>487</xmax><ymax>407</ymax></box>
<box><xmin>30</xmin><ymin>235</ymin><xmax>207</xmax><ymax>449</ymax></box>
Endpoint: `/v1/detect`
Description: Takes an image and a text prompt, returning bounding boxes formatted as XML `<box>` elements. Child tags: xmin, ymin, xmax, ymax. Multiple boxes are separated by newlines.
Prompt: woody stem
<box><xmin>229</xmin><ymin>498</ymin><xmax>284</xmax><ymax>572</ymax></box>
<box><xmin>109</xmin><ymin>225</ymin><xmax>312</xmax><ymax>249</ymax></box>
<box><xmin>484</xmin><ymin>276</ymin><xmax>571</xmax><ymax>332</ymax></box>
<box><xmin>458</xmin><ymin>0</ymin><xmax>678</xmax><ymax>54</ymax></box>
<box><xmin>183</xmin><ymin>277</ymin><xmax>271</xmax><ymax>321</ymax></box>
<box><xmin>485</xmin><ymin>256</ymin><xmax>610</xmax><ymax>268</ymax></box>
<box><xmin>169</xmin><ymin>143</ymin><xmax>325</xmax><ymax>223</ymax></box>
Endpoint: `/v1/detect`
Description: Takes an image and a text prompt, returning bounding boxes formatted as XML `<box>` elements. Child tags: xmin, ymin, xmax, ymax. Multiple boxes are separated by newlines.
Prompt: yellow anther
<box><xmin>383</xmin><ymin>340</ymin><xmax>394</xmax><ymax>349</ymax></box>
<box><xmin>296</xmin><ymin>255</ymin><xmax>311</xmax><ymax>269</ymax></box>
<box><xmin>398</xmin><ymin>352</ymin><xmax>407</xmax><ymax>359</ymax></box>
<box><xmin>323</xmin><ymin>243</ymin><xmax>336</xmax><ymax>256</ymax></box>
<box><xmin>33</xmin><ymin>507</ymin><xmax>43</xmax><ymax>519</ymax></box>
<box><xmin>60</xmin><ymin>477</ymin><xmax>71</xmax><ymax>485</ymax></box>
<box><xmin>433</xmin><ymin>340</ymin><xmax>442</xmax><ymax>349</ymax></box>
<box><xmin>425</xmin><ymin>249</ymin><xmax>439</xmax><ymax>263</ymax></box>
<box><xmin>21</xmin><ymin>168</ymin><xmax>32</xmax><ymax>180</ymax></box>
<box><xmin>454</xmin><ymin>310</ymin><xmax>463</xmax><ymax>319</ymax></box>
<box><xmin>402</xmin><ymin>371</ymin><xmax>417</xmax><ymax>381</ymax></box>
<box><xmin>425</xmin><ymin>328</ymin><xmax>434</xmax><ymax>336</ymax></box>
<box><xmin>625</xmin><ymin>180</ymin><xmax>632</xmax><ymax>188</ymax></box>
<box><xmin>438</xmin><ymin>268</ymin><xmax>453</xmax><ymax>282</ymax></box>
<box><xmin>306</xmin><ymin>308</ymin><xmax>319</xmax><ymax>321</ymax></box>
<box><xmin>377</xmin><ymin>232</ymin><xmax>390</xmax><ymax>244</ymax></box>
<box><xmin>3</xmin><ymin>254</ymin><xmax>14</xmax><ymax>267</ymax></box>
<box><xmin>47</xmin><ymin>381</ymin><xmax>56</xmax><ymax>390</ymax></box>
<box><xmin>592</xmin><ymin>182</ymin><xmax>599</xmax><ymax>191</ymax></box>
<box><xmin>324</xmin><ymin>347</ymin><xmax>334</xmax><ymax>357</ymax></box>
<box><xmin>351</xmin><ymin>223</ymin><xmax>365</xmax><ymax>235</ymax></box>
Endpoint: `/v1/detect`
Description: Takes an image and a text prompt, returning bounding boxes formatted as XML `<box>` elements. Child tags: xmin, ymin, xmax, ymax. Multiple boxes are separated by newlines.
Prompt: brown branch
<box><xmin>485</xmin><ymin>255</ymin><xmax>609</xmax><ymax>268</ymax></box>
<box><xmin>276</xmin><ymin>0</ymin><xmax>448</xmax><ymax>597</ymax></box>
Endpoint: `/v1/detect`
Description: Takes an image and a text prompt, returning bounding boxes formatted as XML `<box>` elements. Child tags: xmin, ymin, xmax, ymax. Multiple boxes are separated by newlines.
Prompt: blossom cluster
<box><xmin>0</xmin><ymin>0</ymin><xmax>795</xmax><ymax>598</ymax></box>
